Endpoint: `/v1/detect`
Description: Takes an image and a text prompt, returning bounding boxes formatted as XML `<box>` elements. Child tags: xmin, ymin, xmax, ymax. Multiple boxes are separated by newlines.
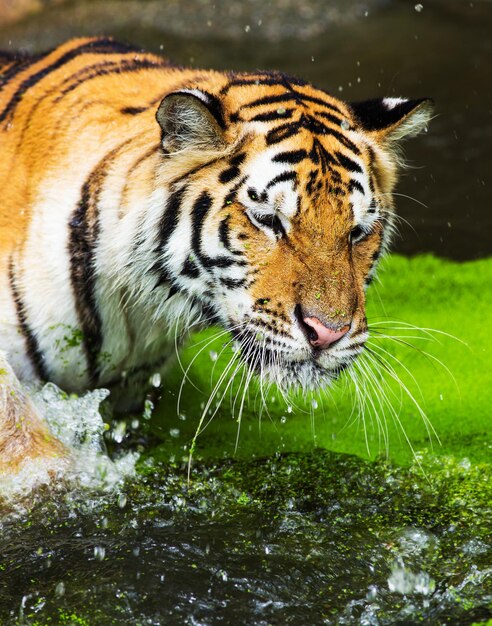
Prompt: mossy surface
<box><xmin>147</xmin><ymin>254</ymin><xmax>492</xmax><ymax>467</ymax></box>
<box><xmin>2</xmin><ymin>450</ymin><xmax>491</xmax><ymax>625</ymax></box>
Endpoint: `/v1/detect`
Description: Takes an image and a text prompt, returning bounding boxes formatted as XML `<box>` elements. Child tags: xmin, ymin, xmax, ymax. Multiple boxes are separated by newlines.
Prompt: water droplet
<box><xmin>341</xmin><ymin>119</ymin><xmax>350</xmax><ymax>130</ymax></box>
<box><xmin>311</xmin><ymin>56</ymin><xmax>315</xmax><ymax>62</ymax></box>
<box><xmin>150</xmin><ymin>372</ymin><xmax>161</xmax><ymax>387</ymax></box>
<box><xmin>280</xmin><ymin>415</ymin><xmax>287</xmax><ymax>424</ymax></box>
<box><xmin>244</xmin><ymin>24</ymin><xmax>251</xmax><ymax>32</ymax></box>
<box><xmin>311</xmin><ymin>399</ymin><xmax>318</xmax><ymax>410</ymax></box>
<box><xmin>133</xmin><ymin>547</ymin><xmax>140</xmax><ymax>557</ymax></box>
<box><xmin>117</xmin><ymin>493</ymin><xmax>127</xmax><ymax>508</ymax></box>
<box><xmin>169</xmin><ymin>428</ymin><xmax>180</xmax><ymax>438</ymax></box>
<box><xmin>276</xmin><ymin>107</ymin><xmax>287</xmax><ymax>115</ymax></box>
<box><xmin>338</xmin><ymin>86</ymin><xmax>344</xmax><ymax>92</ymax></box>
<box><xmin>178</xmin><ymin>413</ymin><xmax>187</xmax><ymax>421</ymax></box>
<box><xmin>131</xmin><ymin>418</ymin><xmax>139</xmax><ymax>430</ymax></box>
<box><xmin>112</xmin><ymin>420</ymin><xmax>126</xmax><ymax>443</ymax></box>
<box><xmin>55</xmin><ymin>582</ymin><xmax>65</xmax><ymax>597</ymax></box>
<box><xmin>387</xmin><ymin>561</ymin><xmax>435</xmax><ymax>595</ymax></box>
<box><xmin>143</xmin><ymin>398</ymin><xmax>154</xmax><ymax>420</ymax></box>
<box><xmin>287</xmin><ymin>405</ymin><xmax>293</xmax><ymax>413</ymax></box>
<box><xmin>257</xmin><ymin>19</ymin><xmax>262</xmax><ymax>26</ymax></box>
<box><xmin>209</xmin><ymin>350</ymin><xmax>218</xmax><ymax>362</ymax></box>
<box><xmin>94</xmin><ymin>546</ymin><xmax>106</xmax><ymax>561</ymax></box>
<box><xmin>415</xmin><ymin>3</ymin><xmax>424</xmax><ymax>11</ymax></box>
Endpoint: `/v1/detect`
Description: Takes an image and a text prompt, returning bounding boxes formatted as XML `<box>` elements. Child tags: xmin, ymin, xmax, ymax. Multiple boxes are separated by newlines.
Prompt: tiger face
<box><xmin>156</xmin><ymin>85</ymin><xmax>432</xmax><ymax>391</ymax></box>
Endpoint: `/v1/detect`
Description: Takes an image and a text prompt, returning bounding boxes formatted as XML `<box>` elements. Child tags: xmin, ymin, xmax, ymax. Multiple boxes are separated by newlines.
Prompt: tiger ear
<box><xmin>349</xmin><ymin>97</ymin><xmax>434</xmax><ymax>142</ymax></box>
<box><xmin>156</xmin><ymin>89</ymin><xmax>226</xmax><ymax>152</ymax></box>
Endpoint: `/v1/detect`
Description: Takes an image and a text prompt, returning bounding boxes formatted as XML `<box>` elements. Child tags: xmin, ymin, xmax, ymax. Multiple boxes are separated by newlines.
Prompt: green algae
<box><xmin>147</xmin><ymin>254</ymin><xmax>492</xmax><ymax>467</ymax></box>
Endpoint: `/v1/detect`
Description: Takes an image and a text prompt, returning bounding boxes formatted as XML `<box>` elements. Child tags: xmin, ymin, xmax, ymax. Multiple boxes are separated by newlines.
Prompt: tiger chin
<box><xmin>0</xmin><ymin>37</ymin><xmax>432</xmax><ymax>476</ymax></box>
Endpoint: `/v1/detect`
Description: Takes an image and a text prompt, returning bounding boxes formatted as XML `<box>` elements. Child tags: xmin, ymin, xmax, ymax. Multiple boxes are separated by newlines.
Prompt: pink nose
<box><xmin>303</xmin><ymin>317</ymin><xmax>350</xmax><ymax>349</ymax></box>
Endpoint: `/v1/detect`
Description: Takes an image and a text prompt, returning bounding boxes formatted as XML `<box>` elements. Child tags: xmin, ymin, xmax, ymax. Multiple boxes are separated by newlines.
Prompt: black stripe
<box><xmin>335</xmin><ymin>151</ymin><xmax>363</xmax><ymax>174</ymax></box>
<box><xmin>171</xmin><ymin>154</ymin><xmax>226</xmax><ymax>186</ymax></box>
<box><xmin>272</xmin><ymin>149</ymin><xmax>307</xmax><ymax>164</ymax></box>
<box><xmin>305</xmin><ymin>170</ymin><xmax>318</xmax><ymax>196</ymax></box>
<box><xmin>221</xmin><ymin>73</ymin><xmax>307</xmax><ymax>95</ymax></box>
<box><xmin>121</xmin><ymin>106</ymin><xmax>147</xmax><ymax>115</ymax></box>
<box><xmin>266</xmin><ymin>122</ymin><xmax>300</xmax><ymax>145</ymax></box>
<box><xmin>309</xmin><ymin>138</ymin><xmax>337</xmax><ymax>173</ymax></box>
<box><xmin>219</xmin><ymin>165</ymin><xmax>241</xmax><ymax>184</ymax></box>
<box><xmin>191</xmin><ymin>192</ymin><xmax>245</xmax><ymax>269</ymax></box>
<box><xmin>68</xmin><ymin>180</ymin><xmax>104</xmax><ymax>385</ymax></box>
<box><xmin>158</xmin><ymin>186</ymin><xmax>187</xmax><ymax>256</ymax></box>
<box><xmin>218</xmin><ymin>214</ymin><xmax>244</xmax><ymax>256</ymax></box>
<box><xmin>243</xmin><ymin>93</ymin><xmax>300</xmax><ymax>110</ymax></box>
<box><xmin>198</xmin><ymin>90</ymin><xmax>226</xmax><ymax>129</ymax></box>
<box><xmin>0</xmin><ymin>52</ymin><xmax>44</xmax><ymax>89</ymax></box>
<box><xmin>181</xmin><ymin>257</ymin><xmax>200</xmax><ymax>278</ymax></box>
<box><xmin>222</xmin><ymin>174</ymin><xmax>247</xmax><ymax>208</ymax></box>
<box><xmin>220</xmin><ymin>277</ymin><xmax>247</xmax><ymax>289</ymax></box>
<box><xmin>296</xmin><ymin>93</ymin><xmax>345</xmax><ymax>116</ymax></box>
<box><xmin>315</xmin><ymin>113</ymin><xmax>361</xmax><ymax>155</ymax></box>
<box><xmin>218</xmin><ymin>152</ymin><xmax>246</xmax><ymax>184</ymax></box>
<box><xmin>243</xmin><ymin>90</ymin><xmax>344</xmax><ymax>115</ymax></box>
<box><xmin>218</xmin><ymin>215</ymin><xmax>232</xmax><ymax>252</ymax></box>
<box><xmin>315</xmin><ymin>110</ymin><xmax>345</xmax><ymax>126</ymax></box>
<box><xmin>0</xmin><ymin>38</ymin><xmax>139</xmax><ymax>124</ymax></box>
<box><xmin>249</xmin><ymin>108</ymin><xmax>294</xmax><ymax>122</ymax></box>
<box><xmin>8</xmin><ymin>257</ymin><xmax>49</xmax><ymax>381</ymax></box>
<box><xmin>54</xmin><ymin>58</ymin><xmax>169</xmax><ymax>102</ymax></box>
<box><xmin>348</xmin><ymin>179</ymin><xmax>365</xmax><ymax>195</ymax></box>
<box><xmin>266</xmin><ymin>171</ymin><xmax>297</xmax><ymax>189</ymax></box>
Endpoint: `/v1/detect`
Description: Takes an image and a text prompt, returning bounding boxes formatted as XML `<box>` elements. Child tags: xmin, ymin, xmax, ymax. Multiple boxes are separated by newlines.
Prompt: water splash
<box><xmin>0</xmin><ymin>383</ymin><xmax>137</xmax><ymax>510</ymax></box>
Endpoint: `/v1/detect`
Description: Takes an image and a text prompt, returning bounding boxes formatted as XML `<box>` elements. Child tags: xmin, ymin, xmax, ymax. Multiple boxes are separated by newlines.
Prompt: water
<box><xmin>0</xmin><ymin>384</ymin><xmax>137</xmax><ymax>513</ymax></box>
<box><xmin>0</xmin><ymin>449</ymin><xmax>491</xmax><ymax>625</ymax></box>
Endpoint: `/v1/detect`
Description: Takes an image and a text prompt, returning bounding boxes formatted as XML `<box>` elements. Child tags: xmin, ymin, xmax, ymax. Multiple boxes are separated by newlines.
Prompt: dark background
<box><xmin>1</xmin><ymin>0</ymin><xmax>491</xmax><ymax>260</ymax></box>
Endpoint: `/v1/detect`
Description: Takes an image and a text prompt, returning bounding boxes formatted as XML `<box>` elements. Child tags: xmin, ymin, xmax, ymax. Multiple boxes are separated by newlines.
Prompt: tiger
<box><xmin>0</xmin><ymin>37</ymin><xmax>432</xmax><ymax>474</ymax></box>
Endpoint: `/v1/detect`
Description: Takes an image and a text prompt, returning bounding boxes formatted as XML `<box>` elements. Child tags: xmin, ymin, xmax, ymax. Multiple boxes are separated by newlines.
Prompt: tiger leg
<box><xmin>0</xmin><ymin>351</ymin><xmax>68</xmax><ymax>475</ymax></box>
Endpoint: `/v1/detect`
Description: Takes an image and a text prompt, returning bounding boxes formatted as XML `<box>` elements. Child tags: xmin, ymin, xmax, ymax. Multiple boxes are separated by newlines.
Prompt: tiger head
<box><xmin>155</xmin><ymin>76</ymin><xmax>432</xmax><ymax>390</ymax></box>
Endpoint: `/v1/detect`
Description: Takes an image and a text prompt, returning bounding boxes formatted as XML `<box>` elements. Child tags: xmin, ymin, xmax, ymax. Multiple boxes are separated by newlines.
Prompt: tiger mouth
<box><xmin>231</xmin><ymin>327</ymin><xmax>362</xmax><ymax>389</ymax></box>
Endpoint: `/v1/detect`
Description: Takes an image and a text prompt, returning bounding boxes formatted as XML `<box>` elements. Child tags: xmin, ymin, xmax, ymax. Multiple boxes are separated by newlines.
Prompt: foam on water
<box><xmin>0</xmin><ymin>383</ymin><xmax>138</xmax><ymax>510</ymax></box>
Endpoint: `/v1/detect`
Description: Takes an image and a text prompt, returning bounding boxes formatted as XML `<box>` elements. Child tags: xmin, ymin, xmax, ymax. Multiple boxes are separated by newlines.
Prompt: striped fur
<box><xmin>0</xmin><ymin>37</ymin><xmax>432</xmax><ymax>470</ymax></box>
